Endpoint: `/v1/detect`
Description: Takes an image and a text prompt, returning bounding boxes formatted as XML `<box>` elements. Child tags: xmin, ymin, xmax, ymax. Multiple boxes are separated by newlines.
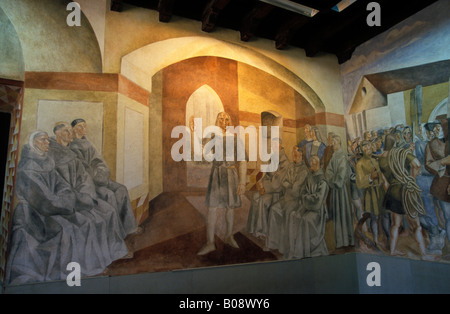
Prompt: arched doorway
<box><xmin>186</xmin><ymin>85</ymin><xmax>225</xmax><ymax>188</ymax></box>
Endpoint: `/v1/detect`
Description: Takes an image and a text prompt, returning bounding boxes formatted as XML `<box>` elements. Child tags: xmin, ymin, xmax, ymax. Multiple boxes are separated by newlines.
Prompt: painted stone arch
<box><xmin>0</xmin><ymin>6</ymin><xmax>24</xmax><ymax>81</ymax></box>
<box><xmin>125</xmin><ymin>38</ymin><xmax>326</xmax><ymax>194</ymax></box>
<box><xmin>0</xmin><ymin>0</ymin><xmax>102</xmax><ymax>73</ymax></box>
<box><xmin>120</xmin><ymin>36</ymin><xmax>326</xmax><ymax>113</ymax></box>
<box><xmin>261</xmin><ymin>111</ymin><xmax>283</xmax><ymax>140</ymax></box>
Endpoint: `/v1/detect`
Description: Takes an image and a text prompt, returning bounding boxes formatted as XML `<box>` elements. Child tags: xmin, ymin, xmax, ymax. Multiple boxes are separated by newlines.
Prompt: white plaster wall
<box><xmin>116</xmin><ymin>94</ymin><xmax>149</xmax><ymax>200</ymax></box>
<box><xmin>36</xmin><ymin>100</ymin><xmax>104</xmax><ymax>152</ymax></box>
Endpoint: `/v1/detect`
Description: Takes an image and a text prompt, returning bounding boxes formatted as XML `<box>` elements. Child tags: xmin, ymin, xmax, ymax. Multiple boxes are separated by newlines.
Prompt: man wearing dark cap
<box><xmin>70</xmin><ymin>118</ymin><xmax>141</xmax><ymax>237</ymax></box>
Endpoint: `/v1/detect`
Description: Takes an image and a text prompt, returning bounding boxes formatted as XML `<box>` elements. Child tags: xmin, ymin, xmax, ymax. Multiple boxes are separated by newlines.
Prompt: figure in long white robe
<box><xmin>70</xmin><ymin>118</ymin><xmax>138</xmax><ymax>236</ymax></box>
<box><xmin>266</xmin><ymin>147</ymin><xmax>309</xmax><ymax>254</ymax></box>
<box><xmin>246</xmin><ymin>142</ymin><xmax>290</xmax><ymax>238</ymax></box>
<box><xmin>6</xmin><ymin>132</ymin><xmax>128</xmax><ymax>285</ymax></box>
<box><xmin>325</xmin><ymin>136</ymin><xmax>355</xmax><ymax>248</ymax></box>
<box><xmin>288</xmin><ymin>156</ymin><xmax>329</xmax><ymax>259</ymax></box>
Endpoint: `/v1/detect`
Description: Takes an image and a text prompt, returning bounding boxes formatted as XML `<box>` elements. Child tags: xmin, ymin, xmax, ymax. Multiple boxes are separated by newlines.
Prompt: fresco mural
<box><xmin>0</xmin><ymin>0</ymin><xmax>449</xmax><ymax>287</ymax></box>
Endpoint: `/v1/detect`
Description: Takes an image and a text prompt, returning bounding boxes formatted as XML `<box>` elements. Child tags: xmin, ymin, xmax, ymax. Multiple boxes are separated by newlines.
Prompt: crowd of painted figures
<box><xmin>246</xmin><ymin>116</ymin><xmax>450</xmax><ymax>261</ymax></box>
<box><xmin>5</xmin><ymin>111</ymin><xmax>450</xmax><ymax>284</ymax></box>
<box><xmin>6</xmin><ymin>119</ymin><xmax>141</xmax><ymax>285</ymax></box>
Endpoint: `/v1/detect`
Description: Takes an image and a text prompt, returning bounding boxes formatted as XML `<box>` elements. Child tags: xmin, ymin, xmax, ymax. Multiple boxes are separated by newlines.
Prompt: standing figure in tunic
<box><xmin>356</xmin><ymin>140</ymin><xmax>389</xmax><ymax>249</ymax></box>
<box><xmin>198</xmin><ymin>112</ymin><xmax>247</xmax><ymax>255</ymax></box>
<box><xmin>416</xmin><ymin>123</ymin><xmax>446</xmax><ymax>254</ymax></box>
<box><xmin>425</xmin><ymin>117</ymin><xmax>450</xmax><ymax>252</ymax></box>
<box><xmin>379</xmin><ymin>133</ymin><xmax>431</xmax><ymax>259</ymax></box>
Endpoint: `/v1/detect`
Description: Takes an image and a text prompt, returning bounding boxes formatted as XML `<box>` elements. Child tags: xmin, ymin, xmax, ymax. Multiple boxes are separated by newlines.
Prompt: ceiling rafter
<box><xmin>110</xmin><ymin>0</ymin><xmax>440</xmax><ymax>63</ymax></box>
<box><xmin>110</xmin><ymin>0</ymin><xmax>123</xmax><ymax>12</ymax></box>
<box><xmin>274</xmin><ymin>14</ymin><xmax>309</xmax><ymax>50</ymax></box>
<box><xmin>158</xmin><ymin>0</ymin><xmax>176</xmax><ymax>23</ymax></box>
<box><xmin>239</xmin><ymin>2</ymin><xmax>274</xmax><ymax>42</ymax></box>
<box><xmin>301</xmin><ymin>2</ymin><xmax>368</xmax><ymax>58</ymax></box>
<box><xmin>328</xmin><ymin>0</ymin><xmax>440</xmax><ymax>63</ymax></box>
<box><xmin>202</xmin><ymin>0</ymin><xmax>232</xmax><ymax>32</ymax></box>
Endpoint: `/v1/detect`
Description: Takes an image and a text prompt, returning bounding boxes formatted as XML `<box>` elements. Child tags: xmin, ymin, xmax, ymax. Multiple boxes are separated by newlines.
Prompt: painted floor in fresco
<box><xmin>104</xmin><ymin>191</ymin><xmax>450</xmax><ymax>278</ymax></box>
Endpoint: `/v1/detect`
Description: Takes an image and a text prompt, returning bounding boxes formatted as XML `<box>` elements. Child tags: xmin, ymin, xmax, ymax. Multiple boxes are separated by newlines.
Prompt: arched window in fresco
<box><xmin>185</xmin><ymin>85</ymin><xmax>224</xmax><ymax>188</ymax></box>
<box><xmin>258</xmin><ymin>111</ymin><xmax>283</xmax><ymax>170</ymax></box>
<box><xmin>261</xmin><ymin>111</ymin><xmax>283</xmax><ymax>139</ymax></box>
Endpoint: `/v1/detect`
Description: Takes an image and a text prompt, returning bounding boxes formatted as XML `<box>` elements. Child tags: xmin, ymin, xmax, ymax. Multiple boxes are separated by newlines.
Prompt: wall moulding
<box><xmin>24</xmin><ymin>72</ymin><xmax>150</xmax><ymax>107</ymax></box>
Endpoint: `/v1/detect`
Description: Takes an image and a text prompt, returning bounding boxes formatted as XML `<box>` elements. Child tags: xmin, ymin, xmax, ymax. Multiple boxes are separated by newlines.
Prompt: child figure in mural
<box><xmin>6</xmin><ymin>131</ymin><xmax>129</xmax><ymax>285</ymax></box>
<box><xmin>197</xmin><ymin>112</ymin><xmax>247</xmax><ymax>255</ymax></box>
<box><xmin>378</xmin><ymin>133</ymin><xmax>433</xmax><ymax>260</ymax></box>
<box><xmin>69</xmin><ymin>118</ymin><xmax>141</xmax><ymax>237</ymax></box>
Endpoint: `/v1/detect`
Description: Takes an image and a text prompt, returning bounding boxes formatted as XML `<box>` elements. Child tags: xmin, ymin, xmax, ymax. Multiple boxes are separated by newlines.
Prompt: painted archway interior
<box><xmin>0</xmin><ymin>5</ymin><xmax>24</xmax><ymax>82</ymax></box>
<box><xmin>261</xmin><ymin>110</ymin><xmax>283</xmax><ymax>140</ymax></box>
<box><xmin>186</xmin><ymin>85</ymin><xmax>225</xmax><ymax>188</ymax></box>
<box><xmin>120</xmin><ymin>36</ymin><xmax>325</xmax><ymax>114</ymax></box>
<box><xmin>0</xmin><ymin>0</ymin><xmax>102</xmax><ymax>74</ymax></box>
<box><xmin>185</xmin><ymin>85</ymin><xmax>225</xmax><ymax>135</ymax></box>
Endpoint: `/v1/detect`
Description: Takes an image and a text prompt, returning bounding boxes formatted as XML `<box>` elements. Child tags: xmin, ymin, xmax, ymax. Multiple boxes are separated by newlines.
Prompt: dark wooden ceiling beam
<box><xmin>158</xmin><ymin>0</ymin><xmax>176</xmax><ymax>23</ymax></box>
<box><xmin>275</xmin><ymin>15</ymin><xmax>309</xmax><ymax>50</ymax></box>
<box><xmin>240</xmin><ymin>2</ymin><xmax>274</xmax><ymax>42</ymax></box>
<box><xmin>110</xmin><ymin>0</ymin><xmax>123</xmax><ymax>12</ymax></box>
<box><xmin>302</xmin><ymin>4</ymin><xmax>367</xmax><ymax>58</ymax></box>
<box><xmin>331</xmin><ymin>0</ymin><xmax>439</xmax><ymax>63</ymax></box>
<box><xmin>202</xmin><ymin>0</ymin><xmax>232</xmax><ymax>32</ymax></box>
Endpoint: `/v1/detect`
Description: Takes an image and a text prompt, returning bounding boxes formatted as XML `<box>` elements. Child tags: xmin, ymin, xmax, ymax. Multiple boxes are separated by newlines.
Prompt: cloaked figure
<box><xmin>69</xmin><ymin>119</ymin><xmax>140</xmax><ymax>237</ymax></box>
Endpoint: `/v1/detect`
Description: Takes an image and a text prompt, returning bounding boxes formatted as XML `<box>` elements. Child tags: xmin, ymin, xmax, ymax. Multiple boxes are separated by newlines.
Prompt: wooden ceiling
<box><xmin>110</xmin><ymin>0</ymin><xmax>438</xmax><ymax>64</ymax></box>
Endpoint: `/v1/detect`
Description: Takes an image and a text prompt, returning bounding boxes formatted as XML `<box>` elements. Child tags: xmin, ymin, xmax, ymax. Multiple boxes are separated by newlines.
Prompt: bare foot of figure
<box><xmin>390</xmin><ymin>250</ymin><xmax>406</xmax><ymax>256</ymax></box>
<box><xmin>197</xmin><ymin>242</ymin><xmax>216</xmax><ymax>255</ymax></box>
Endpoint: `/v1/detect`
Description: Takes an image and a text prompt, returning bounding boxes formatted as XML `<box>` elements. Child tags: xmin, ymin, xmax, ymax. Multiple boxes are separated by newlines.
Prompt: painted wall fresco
<box><xmin>0</xmin><ymin>0</ymin><xmax>449</xmax><ymax>286</ymax></box>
